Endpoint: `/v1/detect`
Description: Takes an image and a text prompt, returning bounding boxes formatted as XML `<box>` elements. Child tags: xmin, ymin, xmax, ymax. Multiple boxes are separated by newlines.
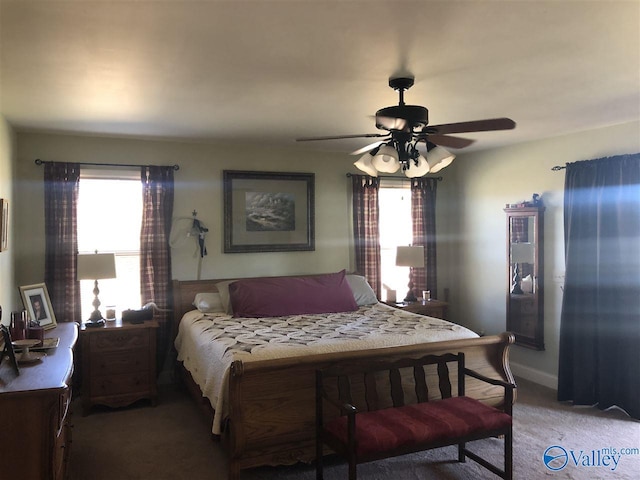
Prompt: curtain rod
<box><xmin>551</xmin><ymin>165</ymin><xmax>566</xmax><ymax>171</ymax></box>
<box><xmin>34</xmin><ymin>158</ymin><xmax>180</xmax><ymax>170</ymax></box>
<box><xmin>345</xmin><ymin>172</ymin><xmax>442</xmax><ymax>181</ymax></box>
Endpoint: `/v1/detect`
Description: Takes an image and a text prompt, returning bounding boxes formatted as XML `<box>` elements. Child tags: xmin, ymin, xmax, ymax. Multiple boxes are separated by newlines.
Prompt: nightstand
<box><xmin>385</xmin><ymin>299</ymin><xmax>449</xmax><ymax>320</ymax></box>
<box><xmin>80</xmin><ymin>319</ymin><xmax>158</xmax><ymax>415</ymax></box>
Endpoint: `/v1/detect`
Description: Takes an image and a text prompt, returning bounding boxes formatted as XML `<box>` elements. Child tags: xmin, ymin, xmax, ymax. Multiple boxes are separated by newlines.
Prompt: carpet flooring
<box><xmin>67</xmin><ymin>378</ymin><xmax>639</xmax><ymax>479</ymax></box>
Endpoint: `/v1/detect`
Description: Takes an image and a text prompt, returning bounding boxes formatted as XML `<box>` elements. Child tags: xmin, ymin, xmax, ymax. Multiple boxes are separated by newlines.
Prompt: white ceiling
<box><xmin>1</xmin><ymin>1</ymin><xmax>639</xmax><ymax>155</ymax></box>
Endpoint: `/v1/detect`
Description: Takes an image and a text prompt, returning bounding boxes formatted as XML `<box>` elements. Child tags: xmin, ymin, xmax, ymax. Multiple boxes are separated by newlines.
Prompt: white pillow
<box><xmin>193</xmin><ymin>292</ymin><xmax>224</xmax><ymax>313</ymax></box>
<box><xmin>346</xmin><ymin>274</ymin><xmax>378</xmax><ymax>306</ymax></box>
<box><xmin>215</xmin><ymin>280</ymin><xmax>238</xmax><ymax>314</ymax></box>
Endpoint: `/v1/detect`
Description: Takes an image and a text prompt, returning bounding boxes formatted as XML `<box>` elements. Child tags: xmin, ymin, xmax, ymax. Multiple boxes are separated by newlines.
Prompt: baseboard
<box><xmin>510</xmin><ymin>361</ymin><xmax>558</xmax><ymax>390</ymax></box>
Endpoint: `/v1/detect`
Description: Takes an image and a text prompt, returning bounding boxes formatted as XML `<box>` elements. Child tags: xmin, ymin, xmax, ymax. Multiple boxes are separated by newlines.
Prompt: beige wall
<box><xmin>13</xmin><ymin>122</ymin><xmax>640</xmax><ymax>387</ymax></box>
<box><xmin>15</xmin><ymin>133</ymin><xmax>355</xmax><ymax>292</ymax></box>
<box><xmin>0</xmin><ymin>116</ymin><xmax>16</xmax><ymax>325</ymax></box>
<box><xmin>438</xmin><ymin>120</ymin><xmax>640</xmax><ymax>386</ymax></box>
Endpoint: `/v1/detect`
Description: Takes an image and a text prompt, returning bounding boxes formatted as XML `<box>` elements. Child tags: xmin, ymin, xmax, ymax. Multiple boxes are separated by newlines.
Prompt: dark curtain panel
<box><xmin>351</xmin><ymin>175</ymin><xmax>381</xmax><ymax>298</ymax></box>
<box><xmin>558</xmin><ymin>153</ymin><xmax>640</xmax><ymax>419</ymax></box>
<box><xmin>410</xmin><ymin>177</ymin><xmax>438</xmax><ymax>296</ymax></box>
<box><xmin>44</xmin><ymin>162</ymin><xmax>81</xmax><ymax>323</ymax></box>
<box><xmin>140</xmin><ymin>166</ymin><xmax>174</xmax><ymax>372</ymax></box>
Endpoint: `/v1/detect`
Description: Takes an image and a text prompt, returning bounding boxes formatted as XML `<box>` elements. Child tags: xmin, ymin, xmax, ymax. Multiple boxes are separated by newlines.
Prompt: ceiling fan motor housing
<box><xmin>375</xmin><ymin>105</ymin><xmax>429</xmax><ymax>131</ymax></box>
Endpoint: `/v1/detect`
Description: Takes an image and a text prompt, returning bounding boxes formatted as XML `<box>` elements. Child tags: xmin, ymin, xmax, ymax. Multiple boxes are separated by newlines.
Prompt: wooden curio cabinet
<box><xmin>505</xmin><ymin>205</ymin><xmax>545</xmax><ymax>350</ymax></box>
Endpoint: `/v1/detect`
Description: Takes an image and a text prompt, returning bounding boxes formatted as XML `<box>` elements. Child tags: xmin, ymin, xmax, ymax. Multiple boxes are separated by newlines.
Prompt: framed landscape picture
<box><xmin>19</xmin><ymin>283</ymin><xmax>57</xmax><ymax>330</ymax></box>
<box><xmin>223</xmin><ymin>170</ymin><xmax>315</xmax><ymax>253</ymax></box>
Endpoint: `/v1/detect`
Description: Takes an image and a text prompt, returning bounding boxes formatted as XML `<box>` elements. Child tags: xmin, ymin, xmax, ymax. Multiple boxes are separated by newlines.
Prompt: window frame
<box><xmin>77</xmin><ymin>168</ymin><xmax>143</xmax><ymax>319</ymax></box>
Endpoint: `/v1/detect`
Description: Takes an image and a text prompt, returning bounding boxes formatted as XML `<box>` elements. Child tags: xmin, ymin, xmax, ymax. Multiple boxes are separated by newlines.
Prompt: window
<box><xmin>77</xmin><ymin>172</ymin><xmax>142</xmax><ymax>320</ymax></box>
<box><xmin>378</xmin><ymin>181</ymin><xmax>413</xmax><ymax>302</ymax></box>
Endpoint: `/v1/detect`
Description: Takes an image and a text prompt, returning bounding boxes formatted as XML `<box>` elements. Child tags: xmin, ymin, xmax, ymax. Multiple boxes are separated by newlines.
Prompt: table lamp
<box><xmin>77</xmin><ymin>251</ymin><xmax>116</xmax><ymax>326</ymax></box>
<box><xmin>396</xmin><ymin>245</ymin><xmax>425</xmax><ymax>302</ymax></box>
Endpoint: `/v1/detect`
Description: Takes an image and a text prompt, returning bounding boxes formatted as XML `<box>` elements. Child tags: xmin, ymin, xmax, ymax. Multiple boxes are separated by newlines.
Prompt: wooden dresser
<box><xmin>80</xmin><ymin>319</ymin><xmax>158</xmax><ymax>415</ymax></box>
<box><xmin>0</xmin><ymin>322</ymin><xmax>78</xmax><ymax>480</ymax></box>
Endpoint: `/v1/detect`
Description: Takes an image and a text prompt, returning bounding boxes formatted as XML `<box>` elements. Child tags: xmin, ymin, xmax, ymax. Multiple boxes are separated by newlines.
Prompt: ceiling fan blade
<box><xmin>349</xmin><ymin>140</ymin><xmax>389</xmax><ymax>156</ymax></box>
<box><xmin>426</xmin><ymin>117</ymin><xmax>516</xmax><ymax>135</ymax></box>
<box><xmin>417</xmin><ymin>134</ymin><xmax>475</xmax><ymax>149</ymax></box>
<box><xmin>296</xmin><ymin>133</ymin><xmax>388</xmax><ymax>142</ymax></box>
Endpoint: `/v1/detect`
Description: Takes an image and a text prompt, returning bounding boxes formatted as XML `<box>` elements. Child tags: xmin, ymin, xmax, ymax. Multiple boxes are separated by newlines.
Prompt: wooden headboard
<box><xmin>171</xmin><ymin>273</ymin><xmax>348</xmax><ymax>336</ymax></box>
<box><xmin>171</xmin><ymin>279</ymin><xmax>221</xmax><ymax>339</ymax></box>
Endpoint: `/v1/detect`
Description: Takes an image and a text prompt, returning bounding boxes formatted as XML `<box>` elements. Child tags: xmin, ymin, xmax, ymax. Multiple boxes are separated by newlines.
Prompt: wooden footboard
<box><xmin>226</xmin><ymin>333</ymin><xmax>515</xmax><ymax>479</ymax></box>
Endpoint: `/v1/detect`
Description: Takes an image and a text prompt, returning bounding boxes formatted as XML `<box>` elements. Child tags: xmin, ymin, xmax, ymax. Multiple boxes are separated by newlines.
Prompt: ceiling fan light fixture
<box><xmin>427</xmin><ymin>145</ymin><xmax>455</xmax><ymax>173</ymax></box>
<box><xmin>372</xmin><ymin>145</ymin><xmax>400</xmax><ymax>173</ymax></box>
<box><xmin>353</xmin><ymin>153</ymin><xmax>378</xmax><ymax>176</ymax></box>
<box><xmin>404</xmin><ymin>154</ymin><xmax>430</xmax><ymax>178</ymax></box>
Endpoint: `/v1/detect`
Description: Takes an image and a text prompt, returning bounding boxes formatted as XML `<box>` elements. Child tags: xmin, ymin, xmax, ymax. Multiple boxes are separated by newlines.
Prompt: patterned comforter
<box><xmin>174</xmin><ymin>302</ymin><xmax>477</xmax><ymax>434</ymax></box>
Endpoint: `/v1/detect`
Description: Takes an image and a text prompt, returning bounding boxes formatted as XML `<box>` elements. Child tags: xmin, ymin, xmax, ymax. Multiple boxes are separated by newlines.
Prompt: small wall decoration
<box><xmin>0</xmin><ymin>198</ymin><xmax>8</xmax><ymax>252</ymax></box>
<box><xmin>19</xmin><ymin>283</ymin><xmax>57</xmax><ymax>330</ymax></box>
<box><xmin>223</xmin><ymin>170</ymin><xmax>315</xmax><ymax>253</ymax></box>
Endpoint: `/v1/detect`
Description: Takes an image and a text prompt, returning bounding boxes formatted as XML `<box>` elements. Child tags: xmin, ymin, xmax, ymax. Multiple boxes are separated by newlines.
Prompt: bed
<box><xmin>171</xmin><ymin>272</ymin><xmax>515</xmax><ymax>480</ymax></box>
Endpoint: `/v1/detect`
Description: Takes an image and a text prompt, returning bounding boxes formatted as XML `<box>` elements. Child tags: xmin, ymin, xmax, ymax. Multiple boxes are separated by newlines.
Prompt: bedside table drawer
<box><xmin>90</xmin><ymin>371</ymin><xmax>151</xmax><ymax>396</ymax></box>
<box><xmin>91</xmin><ymin>329</ymin><xmax>150</xmax><ymax>352</ymax></box>
<box><xmin>91</xmin><ymin>350</ymin><xmax>150</xmax><ymax>375</ymax></box>
<box><xmin>80</xmin><ymin>320</ymin><xmax>158</xmax><ymax>414</ymax></box>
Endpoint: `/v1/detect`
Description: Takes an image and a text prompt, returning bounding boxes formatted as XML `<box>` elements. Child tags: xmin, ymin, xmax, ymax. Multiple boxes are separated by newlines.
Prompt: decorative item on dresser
<box><xmin>19</xmin><ymin>283</ymin><xmax>57</xmax><ymax>330</ymax></box>
<box><xmin>384</xmin><ymin>298</ymin><xmax>449</xmax><ymax>320</ymax></box>
<box><xmin>0</xmin><ymin>322</ymin><xmax>78</xmax><ymax>480</ymax></box>
<box><xmin>80</xmin><ymin>318</ymin><xmax>158</xmax><ymax>415</ymax></box>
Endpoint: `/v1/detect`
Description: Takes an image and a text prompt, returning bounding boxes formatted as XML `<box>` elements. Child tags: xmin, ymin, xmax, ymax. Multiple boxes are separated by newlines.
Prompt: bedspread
<box><xmin>174</xmin><ymin>302</ymin><xmax>477</xmax><ymax>434</ymax></box>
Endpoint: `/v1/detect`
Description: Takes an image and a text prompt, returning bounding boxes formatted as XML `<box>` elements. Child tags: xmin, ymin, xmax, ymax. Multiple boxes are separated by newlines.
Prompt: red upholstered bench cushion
<box><xmin>324</xmin><ymin>396</ymin><xmax>512</xmax><ymax>457</ymax></box>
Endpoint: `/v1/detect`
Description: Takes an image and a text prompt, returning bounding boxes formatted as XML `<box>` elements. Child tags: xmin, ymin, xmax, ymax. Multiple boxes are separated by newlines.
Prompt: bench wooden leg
<box><xmin>458</xmin><ymin>442</ymin><xmax>466</xmax><ymax>463</ymax></box>
<box><xmin>316</xmin><ymin>442</ymin><xmax>323</xmax><ymax>480</ymax></box>
<box><xmin>505</xmin><ymin>428</ymin><xmax>513</xmax><ymax>480</ymax></box>
<box><xmin>228</xmin><ymin>460</ymin><xmax>240</xmax><ymax>480</ymax></box>
<box><xmin>348</xmin><ymin>459</ymin><xmax>356</xmax><ymax>480</ymax></box>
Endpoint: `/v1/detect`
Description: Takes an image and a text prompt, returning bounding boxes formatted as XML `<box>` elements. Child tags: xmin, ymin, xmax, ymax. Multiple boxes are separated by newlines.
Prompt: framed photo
<box><xmin>19</xmin><ymin>283</ymin><xmax>57</xmax><ymax>330</ymax></box>
<box><xmin>1</xmin><ymin>324</ymin><xmax>20</xmax><ymax>375</ymax></box>
<box><xmin>223</xmin><ymin>170</ymin><xmax>315</xmax><ymax>253</ymax></box>
<box><xmin>0</xmin><ymin>198</ymin><xmax>8</xmax><ymax>252</ymax></box>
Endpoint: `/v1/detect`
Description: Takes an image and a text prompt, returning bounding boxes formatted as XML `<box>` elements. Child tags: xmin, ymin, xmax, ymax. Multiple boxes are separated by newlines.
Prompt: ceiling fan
<box><xmin>296</xmin><ymin>76</ymin><xmax>516</xmax><ymax>177</ymax></box>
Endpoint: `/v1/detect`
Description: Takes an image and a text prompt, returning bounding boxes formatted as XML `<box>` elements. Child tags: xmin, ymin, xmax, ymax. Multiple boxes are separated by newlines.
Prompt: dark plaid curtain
<box><xmin>410</xmin><ymin>177</ymin><xmax>438</xmax><ymax>297</ymax></box>
<box><xmin>351</xmin><ymin>175</ymin><xmax>381</xmax><ymax>298</ymax></box>
<box><xmin>140</xmin><ymin>166</ymin><xmax>174</xmax><ymax>372</ymax></box>
<box><xmin>557</xmin><ymin>153</ymin><xmax>640</xmax><ymax>419</ymax></box>
<box><xmin>44</xmin><ymin>162</ymin><xmax>81</xmax><ymax>323</ymax></box>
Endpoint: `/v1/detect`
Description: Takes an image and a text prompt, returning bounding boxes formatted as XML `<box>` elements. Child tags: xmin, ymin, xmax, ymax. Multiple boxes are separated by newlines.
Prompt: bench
<box><xmin>315</xmin><ymin>352</ymin><xmax>515</xmax><ymax>479</ymax></box>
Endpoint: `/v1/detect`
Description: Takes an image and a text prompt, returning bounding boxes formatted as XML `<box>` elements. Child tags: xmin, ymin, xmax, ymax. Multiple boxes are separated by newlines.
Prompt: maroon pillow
<box><xmin>229</xmin><ymin>270</ymin><xmax>358</xmax><ymax>318</ymax></box>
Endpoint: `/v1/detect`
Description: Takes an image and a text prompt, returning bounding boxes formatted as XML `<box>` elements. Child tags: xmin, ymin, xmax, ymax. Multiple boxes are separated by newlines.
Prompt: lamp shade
<box><xmin>404</xmin><ymin>154</ymin><xmax>430</xmax><ymax>178</ymax></box>
<box><xmin>77</xmin><ymin>252</ymin><xmax>116</xmax><ymax>280</ymax></box>
<box><xmin>372</xmin><ymin>145</ymin><xmax>400</xmax><ymax>173</ymax></box>
<box><xmin>427</xmin><ymin>146</ymin><xmax>455</xmax><ymax>173</ymax></box>
<box><xmin>396</xmin><ymin>245</ymin><xmax>425</xmax><ymax>267</ymax></box>
<box><xmin>353</xmin><ymin>153</ymin><xmax>378</xmax><ymax>176</ymax></box>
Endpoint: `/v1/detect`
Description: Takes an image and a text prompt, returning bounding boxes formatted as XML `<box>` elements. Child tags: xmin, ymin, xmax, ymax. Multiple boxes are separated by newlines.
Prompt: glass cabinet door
<box><xmin>505</xmin><ymin>206</ymin><xmax>545</xmax><ymax>350</ymax></box>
